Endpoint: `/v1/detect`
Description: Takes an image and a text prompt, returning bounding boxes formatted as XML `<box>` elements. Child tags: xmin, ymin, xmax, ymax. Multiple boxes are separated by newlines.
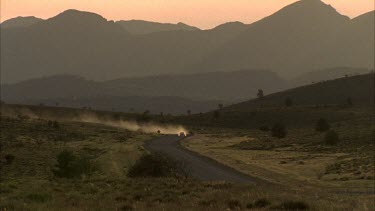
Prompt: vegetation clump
<box><xmin>213</xmin><ymin>110</ymin><xmax>220</xmax><ymax>119</ymax></box>
<box><xmin>52</xmin><ymin>150</ymin><xmax>96</xmax><ymax>178</ymax></box>
<box><xmin>247</xmin><ymin>198</ymin><xmax>271</xmax><ymax>208</ymax></box>
<box><xmin>4</xmin><ymin>154</ymin><xmax>15</xmax><ymax>164</ymax></box>
<box><xmin>274</xmin><ymin>200</ymin><xmax>309</xmax><ymax>210</ymax></box>
<box><xmin>285</xmin><ymin>97</ymin><xmax>293</xmax><ymax>107</ymax></box>
<box><xmin>259</xmin><ymin>125</ymin><xmax>269</xmax><ymax>132</ymax></box>
<box><xmin>227</xmin><ymin>199</ymin><xmax>242</xmax><ymax>209</ymax></box>
<box><xmin>325</xmin><ymin>130</ymin><xmax>340</xmax><ymax>145</ymax></box>
<box><xmin>271</xmin><ymin>122</ymin><xmax>287</xmax><ymax>138</ymax></box>
<box><xmin>315</xmin><ymin>118</ymin><xmax>330</xmax><ymax>132</ymax></box>
<box><xmin>127</xmin><ymin>152</ymin><xmax>188</xmax><ymax>178</ymax></box>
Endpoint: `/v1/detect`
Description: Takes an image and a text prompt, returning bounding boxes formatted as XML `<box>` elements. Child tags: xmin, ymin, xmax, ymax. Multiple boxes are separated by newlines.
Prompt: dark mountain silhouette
<box><xmin>1</xmin><ymin>75</ymin><xmax>103</xmax><ymax>101</ymax></box>
<box><xmin>1</xmin><ymin>16</ymin><xmax>43</xmax><ymax>28</ymax></box>
<box><xmin>1</xmin><ymin>1</ymin><xmax>374</xmax><ymax>83</ymax></box>
<box><xmin>194</xmin><ymin>0</ymin><xmax>361</xmax><ymax>76</ymax></box>
<box><xmin>104</xmin><ymin>69</ymin><xmax>287</xmax><ymax>101</ymax></box>
<box><xmin>1</xmin><ymin>69</ymin><xmax>287</xmax><ymax>103</ymax></box>
<box><xmin>1</xmin><ymin>9</ymin><xmax>130</xmax><ymax>82</ymax></box>
<box><xmin>116</xmin><ymin>20</ymin><xmax>200</xmax><ymax>35</ymax></box>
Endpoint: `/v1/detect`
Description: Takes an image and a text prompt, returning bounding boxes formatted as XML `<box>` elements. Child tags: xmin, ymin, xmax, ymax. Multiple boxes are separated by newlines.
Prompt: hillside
<box><xmin>116</xmin><ymin>20</ymin><xmax>199</xmax><ymax>35</ymax></box>
<box><xmin>290</xmin><ymin>67</ymin><xmax>371</xmax><ymax>87</ymax></box>
<box><xmin>1</xmin><ymin>1</ymin><xmax>374</xmax><ymax>83</ymax></box>
<box><xmin>172</xmin><ymin>73</ymin><xmax>374</xmax><ymax>130</ymax></box>
<box><xmin>227</xmin><ymin>73</ymin><xmax>374</xmax><ymax>111</ymax></box>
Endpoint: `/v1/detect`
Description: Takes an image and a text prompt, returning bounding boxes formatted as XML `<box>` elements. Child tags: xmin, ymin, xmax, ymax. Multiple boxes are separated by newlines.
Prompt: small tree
<box><xmin>5</xmin><ymin>154</ymin><xmax>15</xmax><ymax>164</ymax></box>
<box><xmin>285</xmin><ymin>97</ymin><xmax>293</xmax><ymax>107</ymax></box>
<box><xmin>315</xmin><ymin>118</ymin><xmax>330</xmax><ymax>132</ymax></box>
<box><xmin>53</xmin><ymin>121</ymin><xmax>60</xmax><ymax>129</ymax></box>
<box><xmin>325</xmin><ymin>130</ymin><xmax>340</xmax><ymax>145</ymax></box>
<box><xmin>347</xmin><ymin>97</ymin><xmax>353</xmax><ymax>106</ymax></box>
<box><xmin>127</xmin><ymin>152</ymin><xmax>187</xmax><ymax>178</ymax></box>
<box><xmin>52</xmin><ymin>150</ymin><xmax>95</xmax><ymax>178</ymax></box>
<box><xmin>259</xmin><ymin>125</ymin><xmax>269</xmax><ymax>132</ymax></box>
<box><xmin>213</xmin><ymin>110</ymin><xmax>220</xmax><ymax>119</ymax></box>
<box><xmin>257</xmin><ymin>89</ymin><xmax>264</xmax><ymax>99</ymax></box>
<box><xmin>271</xmin><ymin>122</ymin><xmax>287</xmax><ymax>138</ymax></box>
<box><xmin>218</xmin><ymin>104</ymin><xmax>224</xmax><ymax>110</ymax></box>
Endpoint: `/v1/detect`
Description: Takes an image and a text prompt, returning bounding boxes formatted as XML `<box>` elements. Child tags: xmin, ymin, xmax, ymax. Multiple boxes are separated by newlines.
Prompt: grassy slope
<box><xmin>228</xmin><ymin>73</ymin><xmax>374</xmax><ymax>110</ymax></box>
<box><xmin>1</xmin><ymin>106</ymin><xmax>372</xmax><ymax>210</ymax></box>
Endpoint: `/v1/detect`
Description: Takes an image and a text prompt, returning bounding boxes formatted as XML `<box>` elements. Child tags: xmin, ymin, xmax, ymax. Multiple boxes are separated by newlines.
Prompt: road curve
<box><xmin>144</xmin><ymin>135</ymin><xmax>260</xmax><ymax>184</ymax></box>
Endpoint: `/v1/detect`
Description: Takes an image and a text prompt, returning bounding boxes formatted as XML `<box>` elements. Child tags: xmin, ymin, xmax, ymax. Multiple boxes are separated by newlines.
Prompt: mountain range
<box><xmin>1</xmin><ymin>0</ymin><xmax>373</xmax><ymax>83</ymax></box>
<box><xmin>2</xmin><ymin>67</ymin><xmax>369</xmax><ymax>114</ymax></box>
<box><xmin>1</xmin><ymin>69</ymin><xmax>289</xmax><ymax>101</ymax></box>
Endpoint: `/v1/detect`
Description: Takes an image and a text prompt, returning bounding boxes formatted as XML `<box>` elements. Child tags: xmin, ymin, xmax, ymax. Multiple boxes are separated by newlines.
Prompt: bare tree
<box><xmin>257</xmin><ymin>89</ymin><xmax>264</xmax><ymax>99</ymax></box>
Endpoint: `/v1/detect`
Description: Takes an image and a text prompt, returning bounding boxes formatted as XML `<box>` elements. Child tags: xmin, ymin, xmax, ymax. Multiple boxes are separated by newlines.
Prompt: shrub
<box><xmin>52</xmin><ymin>150</ymin><xmax>96</xmax><ymax>178</ymax></box>
<box><xmin>325</xmin><ymin>130</ymin><xmax>340</xmax><ymax>145</ymax></box>
<box><xmin>247</xmin><ymin>198</ymin><xmax>271</xmax><ymax>208</ymax></box>
<box><xmin>213</xmin><ymin>110</ymin><xmax>220</xmax><ymax>119</ymax></box>
<box><xmin>259</xmin><ymin>125</ymin><xmax>269</xmax><ymax>132</ymax></box>
<box><xmin>271</xmin><ymin>122</ymin><xmax>287</xmax><ymax>138</ymax></box>
<box><xmin>227</xmin><ymin>199</ymin><xmax>242</xmax><ymax>209</ymax></box>
<box><xmin>274</xmin><ymin>200</ymin><xmax>309</xmax><ymax>210</ymax></box>
<box><xmin>285</xmin><ymin>97</ymin><xmax>293</xmax><ymax>107</ymax></box>
<box><xmin>26</xmin><ymin>193</ymin><xmax>51</xmax><ymax>203</ymax></box>
<box><xmin>53</xmin><ymin>121</ymin><xmax>60</xmax><ymax>129</ymax></box>
<box><xmin>315</xmin><ymin>118</ymin><xmax>330</xmax><ymax>132</ymax></box>
<box><xmin>347</xmin><ymin>97</ymin><xmax>353</xmax><ymax>106</ymax></box>
<box><xmin>127</xmin><ymin>152</ymin><xmax>188</xmax><ymax>178</ymax></box>
<box><xmin>4</xmin><ymin>154</ymin><xmax>15</xmax><ymax>164</ymax></box>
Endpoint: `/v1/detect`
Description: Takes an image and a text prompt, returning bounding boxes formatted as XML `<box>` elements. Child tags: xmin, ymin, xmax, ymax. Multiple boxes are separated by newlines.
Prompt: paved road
<box><xmin>144</xmin><ymin>135</ymin><xmax>260</xmax><ymax>184</ymax></box>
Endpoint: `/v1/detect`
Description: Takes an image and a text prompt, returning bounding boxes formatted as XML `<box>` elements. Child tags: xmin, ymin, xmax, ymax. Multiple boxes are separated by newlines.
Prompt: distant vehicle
<box><xmin>179</xmin><ymin>132</ymin><xmax>186</xmax><ymax>137</ymax></box>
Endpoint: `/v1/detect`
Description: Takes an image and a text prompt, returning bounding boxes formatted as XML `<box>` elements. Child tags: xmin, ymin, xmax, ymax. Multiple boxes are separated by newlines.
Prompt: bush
<box><xmin>271</xmin><ymin>122</ymin><xmax>287</xmax><ymax>138</ymax></box>
<box><xmin>259</xmin><ymin>125</ymin><xmax>269</xmax><ymax>132</ymax></box>
<box><xmin>26</xmin><ymin>193</ymin><xmax>51</xmax><ymax>203</ymax></box>
<box><xmin>4</xmin><ymin>154</ymin><xmax>15</xmax><ymax>164</ymax></box>
<box><xmin>52</xmin><ymin>150</ymin><xmax>96</xmax><ymax>178</ymax></box>
<box><xmin>213</xmin><ymin>110</ymin><xmax>220</xmax><ymax>119</ymax></box>
<box><xmin>247</xmin><ymin>198</ymin><xmax>271</xmax><ymax>208</ymax></box>
<box><xmin>285</xmin><ymin>97</ymin><xmax>293</xmax><ymax>107</ymax></box>
<box><xmin>227</xmin><ymin>199</ymin><xmax>242</xmax><ymax>209</ymax></box>
<box><xmin>325</xmin><ymin>130</ymin><xmax>340</xmax><ymax>145</ymax></box>
<box><xmin>127</xmin><ymin>152</ymin><xmax>188</xmax><ymax>178</ymax></box>
<box><xmin>274</xmin><ymin>200</ymin><xmax>309</xmax><ymax>210</ymax></box>
<box><xmin>315</xmin><ymin>118</ymin><xmax>330</xmax><ymax>132</ymax></box>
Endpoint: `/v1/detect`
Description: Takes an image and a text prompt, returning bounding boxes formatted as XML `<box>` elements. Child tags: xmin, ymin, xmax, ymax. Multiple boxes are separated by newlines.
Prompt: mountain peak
<box><xmin>212</xmin><ymin>22</ymin><xmax>247</xmax><ymax>31</ymax></box>
<box><xmin>1</xmin><ymin>16</ymin><xmax>43</xmax><ymax>28</ymax></box>
<box><xmin>255</xmin><ymin>0</ymin><xmax>349</xmax><ymax>28</ymax></box>
<box><xmin>50</xmin><ymin>9</ymin><xmax>108</xmax><ymax>23</ymax></box>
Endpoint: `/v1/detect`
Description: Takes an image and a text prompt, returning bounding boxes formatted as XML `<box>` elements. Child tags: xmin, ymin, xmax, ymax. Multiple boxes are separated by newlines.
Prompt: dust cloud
<box><xmin>76</xmin><ymin>113</ymin><xmax>188</xmax><ymax>135</ymax></box>
<box><xmin>0</xmin><ymin>106</ymin><xmax>188</xmax><ymax>135</ymax></box>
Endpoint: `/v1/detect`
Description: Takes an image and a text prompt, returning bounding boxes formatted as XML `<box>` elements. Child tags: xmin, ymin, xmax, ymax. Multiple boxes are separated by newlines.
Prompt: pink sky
<box><xmin>1</xmin><ymin>0</ymin><xmax>374</xmax><ymax>29</ymax></box>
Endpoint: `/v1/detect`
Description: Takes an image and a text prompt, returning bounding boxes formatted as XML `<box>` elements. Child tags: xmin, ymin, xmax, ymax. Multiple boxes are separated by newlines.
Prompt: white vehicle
<box><xmin>178</xmin><ymin>132</ymin><xmax>186</xmax><ymax>137</ymax></box>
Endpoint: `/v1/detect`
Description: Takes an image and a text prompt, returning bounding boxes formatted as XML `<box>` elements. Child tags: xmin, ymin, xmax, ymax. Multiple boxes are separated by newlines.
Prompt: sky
<box><xmin>1</xmin><ymin>0</ymin><xmax>374</xmax><ymax>29</ymax></box>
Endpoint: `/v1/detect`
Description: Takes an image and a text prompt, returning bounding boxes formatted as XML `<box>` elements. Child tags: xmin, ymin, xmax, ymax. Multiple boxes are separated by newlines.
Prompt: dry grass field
<box><xmin>1</xmin><ymin>109</ymin><xmax>373</xmax><ymax>210</ymax></box>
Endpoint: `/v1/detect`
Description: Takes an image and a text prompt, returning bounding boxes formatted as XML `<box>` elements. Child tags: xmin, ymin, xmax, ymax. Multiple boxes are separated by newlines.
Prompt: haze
<box><xmin>1</xmin><ymin>0</ymin><xmax>373</xmax><ymax>29</ymax></box>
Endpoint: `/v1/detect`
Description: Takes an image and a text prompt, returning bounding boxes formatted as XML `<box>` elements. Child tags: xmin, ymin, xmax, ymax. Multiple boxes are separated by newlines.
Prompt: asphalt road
<box><xmin>144</xmin><ymin>135</ymin><xmax>260</xmax><ymax>184</ymax></box>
